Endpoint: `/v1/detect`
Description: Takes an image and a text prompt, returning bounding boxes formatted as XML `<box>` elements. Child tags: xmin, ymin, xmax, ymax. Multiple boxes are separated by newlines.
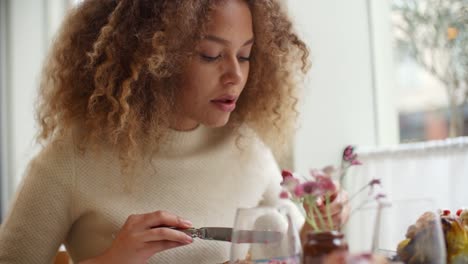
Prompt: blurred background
<box><xmin>0</xmin><ymin>0</ymin><xmax>467</xmax><ymax>240</ymax></box>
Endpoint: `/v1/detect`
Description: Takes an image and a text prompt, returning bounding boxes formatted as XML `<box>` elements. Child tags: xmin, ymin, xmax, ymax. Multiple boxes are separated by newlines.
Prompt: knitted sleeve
<box><xmin>0</xmin><ymin>143</ymin><xmax>75</xmax><ymax>264</ymax></box>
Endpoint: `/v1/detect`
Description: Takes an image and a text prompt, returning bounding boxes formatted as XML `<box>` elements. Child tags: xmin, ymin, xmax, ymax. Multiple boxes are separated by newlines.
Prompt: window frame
<box><xmin>0</xmin><ymin>0</ymin><xmax>11</xmax><ymax>221</ymax></box>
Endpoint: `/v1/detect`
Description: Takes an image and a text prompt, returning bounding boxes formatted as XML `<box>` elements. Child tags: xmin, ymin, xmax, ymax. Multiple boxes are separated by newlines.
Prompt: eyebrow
<box><xmin>204</xmin><ymin>35</ymin><xmax>254</xmax><ymax>47</ymax></box>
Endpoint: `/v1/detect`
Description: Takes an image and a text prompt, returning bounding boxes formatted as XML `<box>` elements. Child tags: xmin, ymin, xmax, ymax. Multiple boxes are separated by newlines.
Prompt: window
<box><xmin>392</xmin><ymin>0</ymin><xmax>468</xmax><ymax>142</ymax></box>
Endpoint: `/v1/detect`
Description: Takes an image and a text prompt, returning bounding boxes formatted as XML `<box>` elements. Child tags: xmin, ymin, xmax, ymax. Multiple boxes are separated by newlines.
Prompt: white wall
<box><xmin>2</xmin><ymin>0</ymin><xmax>67</xmax><ymax>216</ymax></box>
<box><xmin>287</xmin><ymin>0</ymin><xmax>398</xmax><ymax>172</ymax></box>
<box><xmin>4</xmin><ymin>0</ymin><xmax>47</xmax><ymax>216</ymax></box>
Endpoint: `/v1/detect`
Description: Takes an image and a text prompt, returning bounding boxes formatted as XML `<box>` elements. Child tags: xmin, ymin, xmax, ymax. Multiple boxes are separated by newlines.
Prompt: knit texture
<box><xmin>0</xmin><ymin>125</ymin><xmax>303</xmax><ymax>264</ymax></box>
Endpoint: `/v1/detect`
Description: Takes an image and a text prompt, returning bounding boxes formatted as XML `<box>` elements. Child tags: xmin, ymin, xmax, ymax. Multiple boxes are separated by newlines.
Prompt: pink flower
<box><xmin>316</xmin><ymin>175</ymin><xmax>337</xmax><ymax>194</ymax></box>
<box><xmin>278</xmin><ymin>143</ymin><xmax>376</xmax><ymax>233</ymax></box>
<box><xmin>302</xmin><ymin>181</ymin><xmax>319</xmax><ymax>194</ymax></box>
<box><xmin>344</xmin><ymin>145</ymin><xmax>353</xmax><ymax>155</ymax></box>
<box><xmin>281</xmin><ymin>169</ymin><xmax>293</xmax><ymax>180</ymax></box>
<box><xmin>294</xmin><ymin>184</ymin><xmax>305</xmax><ymax>197</ymax></box>
<box><xmin>368</xmin><ymin>179</ymin><xmax>381</xmax><ymax>187</ymax></box>
<box><xmin>343</xmin><ymin>145</ymin><xmax>355</xmax><ymax>161</ymax></box>
<box><xmin>368</xmin><ymin>178</ymin><xmax>381</xmax><ymax>194</ymax></box>
<box><xmin>279</xmin><ymin>191</ymin><xmax>289</xmax><ymax>199</ymax></box>
<box><xmin>375</xmin><ymin>193</ymin><xmax>386</xmax><ymax>200</ymax></box>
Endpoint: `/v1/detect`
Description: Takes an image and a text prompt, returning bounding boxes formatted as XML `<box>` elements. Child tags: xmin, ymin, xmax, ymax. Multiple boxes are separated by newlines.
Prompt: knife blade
<box><xmin>178</xmin><ymin>227</ymin><xmax>283</xmax><ymax>244</ymax></box>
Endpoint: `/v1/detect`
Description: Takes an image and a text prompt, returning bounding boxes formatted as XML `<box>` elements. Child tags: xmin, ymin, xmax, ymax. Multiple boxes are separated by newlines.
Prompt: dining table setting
<box><xmin>190</xmin><ymin>205</ymin><xmax>468</xmax><ymax>264</ymax></box>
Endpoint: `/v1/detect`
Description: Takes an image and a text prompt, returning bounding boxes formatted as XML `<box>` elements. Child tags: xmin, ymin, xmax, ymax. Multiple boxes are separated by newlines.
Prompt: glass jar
<box><xmin>303</xmin><ymin>231</ymin><xmax>348</xmax><ymax>264</ymax></box>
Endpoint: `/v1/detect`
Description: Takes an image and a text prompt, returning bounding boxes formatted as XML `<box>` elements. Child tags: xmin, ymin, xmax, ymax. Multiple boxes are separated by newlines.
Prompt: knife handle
<box><xmin>151</xmin><ymin>226</ymin><xmax>205</xmax><ymax>238</ymax></box>
<box><xmin>173</xmin><ymin>227</ymin><xmax>203</xmax><ymax>238</ymax></box>
<box><xmin>163</xmin><ymin>226</ymin><xmax>205</xmax><ymax>238</ymax></box>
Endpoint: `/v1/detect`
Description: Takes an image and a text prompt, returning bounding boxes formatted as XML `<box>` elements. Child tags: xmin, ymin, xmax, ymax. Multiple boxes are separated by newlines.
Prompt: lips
<box><xmin>211</xmin><ymin>95</ymin><xmax>237</xmax><ymax>112</ymax></box>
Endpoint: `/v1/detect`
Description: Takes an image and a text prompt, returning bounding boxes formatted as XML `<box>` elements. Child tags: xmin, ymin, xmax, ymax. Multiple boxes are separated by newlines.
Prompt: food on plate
<box><xmin>396</xmin><ymin>209</ymin><xmax>468</xmax><ymax>264</ymax></box>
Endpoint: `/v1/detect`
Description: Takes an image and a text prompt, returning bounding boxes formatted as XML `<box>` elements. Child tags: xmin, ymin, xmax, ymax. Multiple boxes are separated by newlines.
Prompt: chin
<box><xmin>203</xmin><ymin>116</ymin><xmax>230</xmax><ymax>128</ymax></box>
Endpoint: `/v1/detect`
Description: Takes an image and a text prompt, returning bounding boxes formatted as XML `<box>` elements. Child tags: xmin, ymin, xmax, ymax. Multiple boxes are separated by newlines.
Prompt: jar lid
<box><xmin>307</xmin><ymin>230</ymin><xmax>344</xmax><ymax>240</ymax></box>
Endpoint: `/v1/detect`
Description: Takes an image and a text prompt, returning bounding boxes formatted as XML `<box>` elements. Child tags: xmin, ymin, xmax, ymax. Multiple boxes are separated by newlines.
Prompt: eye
<box><xmin>200</xmin><ymin>54</ymin><xmax>222</xmax><ymax>62</ymax></box>
<box><xmin>238</xmin><ymin>56</ymin><xmax>251</xmax><ymax>62</ymax></box>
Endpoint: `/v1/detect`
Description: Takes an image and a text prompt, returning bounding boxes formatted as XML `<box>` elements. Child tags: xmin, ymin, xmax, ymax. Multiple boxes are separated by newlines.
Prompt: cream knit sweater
<box><xmin>0</xmin><ymin>125</ymin><xmax>303</xmax><ymax>264</ymax></box>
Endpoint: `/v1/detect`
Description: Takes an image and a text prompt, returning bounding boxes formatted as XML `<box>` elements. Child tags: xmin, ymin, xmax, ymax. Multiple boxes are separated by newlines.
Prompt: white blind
<box><xmin>344</xmin><ymin>137</ymin><xmax>468</xmax><ymax>253</ymax></box>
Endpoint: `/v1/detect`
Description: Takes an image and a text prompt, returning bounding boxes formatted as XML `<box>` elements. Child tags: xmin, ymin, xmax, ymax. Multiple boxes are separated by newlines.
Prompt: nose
<box><xmin>221</xmin><ymin>56</ymin><xmax>243</xmax><ymax>86</ymax></box>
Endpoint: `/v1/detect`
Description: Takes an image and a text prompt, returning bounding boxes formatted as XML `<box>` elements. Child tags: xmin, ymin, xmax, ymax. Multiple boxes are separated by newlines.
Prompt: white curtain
<box><xmin>343</xmin><ymin>137</ymin><xmax>468</xmax><ymax>254</ymax></box>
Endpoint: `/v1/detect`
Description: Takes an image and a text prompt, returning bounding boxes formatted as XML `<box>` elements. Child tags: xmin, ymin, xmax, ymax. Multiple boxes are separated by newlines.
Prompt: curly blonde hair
<box><xmin>37</xmin><ymin>0</ymin><xmax>309</xmax><ymax>168</ymax></box>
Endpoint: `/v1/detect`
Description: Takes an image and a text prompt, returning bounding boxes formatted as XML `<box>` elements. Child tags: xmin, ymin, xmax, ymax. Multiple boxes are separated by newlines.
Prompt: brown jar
<box><xmin>303</xmin><ymin>231</ymin><xmax>348</xmax><ymax>264</ymax></box>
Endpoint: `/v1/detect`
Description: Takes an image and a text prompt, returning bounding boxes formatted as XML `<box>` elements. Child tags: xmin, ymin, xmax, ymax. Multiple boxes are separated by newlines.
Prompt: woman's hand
<box><xmin>81</xmin><ymin>210</ymin><xmax>194</xmax><ymax>264</ymax></box>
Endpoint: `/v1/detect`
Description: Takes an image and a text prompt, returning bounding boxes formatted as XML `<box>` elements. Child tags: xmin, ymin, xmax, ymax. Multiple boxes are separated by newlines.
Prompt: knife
<box><xmin>176</xmin><ymin>227</ymin><xmax>283</xmax><ymax>244</ymax></box>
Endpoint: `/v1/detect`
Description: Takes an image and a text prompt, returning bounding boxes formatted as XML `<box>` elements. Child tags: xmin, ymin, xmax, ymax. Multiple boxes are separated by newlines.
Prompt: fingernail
<box><xmin>181</xmin><ymin>219</ymin><xmax>193</xmax><ymax>227</ymax></box>
<box><xmin>184</xmin><ymin>235</ymin><xmax>193</xmax><ymax>244</ymax></box>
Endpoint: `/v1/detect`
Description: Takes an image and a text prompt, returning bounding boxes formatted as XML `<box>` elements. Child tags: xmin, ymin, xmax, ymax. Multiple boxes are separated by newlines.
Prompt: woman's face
<box><xmin>173</xmin><ymin>0</ymin><xmax>254</xmax><ymax>130</ymax></box>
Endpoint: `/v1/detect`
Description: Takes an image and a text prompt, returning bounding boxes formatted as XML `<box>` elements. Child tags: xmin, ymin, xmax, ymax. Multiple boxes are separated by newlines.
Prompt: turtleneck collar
<box><xmin>157</xmin><ymin>125</ymin><xmax>229</xmax><ymax>157</ymax></box>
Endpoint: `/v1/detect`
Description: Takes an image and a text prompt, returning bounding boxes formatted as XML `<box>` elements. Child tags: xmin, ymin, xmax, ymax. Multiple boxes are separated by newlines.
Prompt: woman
<box><xmin>0</xmin><ymin>0</ymin><xmax>346</xmax><ymax>263</ymax></box>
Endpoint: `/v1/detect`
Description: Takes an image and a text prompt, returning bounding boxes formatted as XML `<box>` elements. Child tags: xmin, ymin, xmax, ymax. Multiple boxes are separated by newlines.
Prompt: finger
<box><xmin>140</xmin><ymin>227</ymin><xmax>194</xmax><ymax>244</ymax></box>
<box><xmin>142</xmin><ymin>210</ymin><xmax>193</xmax><ymax>229</ymax></box>
<box><xmin>144</xmin><ymin>241</ymin><xmax>190</xmax><ymax>255</ymax></box>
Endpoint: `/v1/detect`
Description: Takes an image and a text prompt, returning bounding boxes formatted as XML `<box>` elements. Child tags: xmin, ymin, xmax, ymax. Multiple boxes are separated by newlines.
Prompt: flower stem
<box><xmin>325</xmin><ymin>194</ymin><xmax>334</xmax><ymax>230</ymax></box>
<box><xmin>312</xmin><ymin>203</ymin><xmax>326</xmax><ymax>231</ymax></box>
<box><xmin>339</xmin><ymin>164</ymin><xmax>351</xmax><ymax>186</ymax></box>
<box><xmin>347</xmin><ymin>183</ymin><xmax>370</xmax><ymax>202</ymax></box>
<box><xmin>306</xmin><ymin>202</ymin><xmax>320</xmax><ymax>232</ymax></box>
